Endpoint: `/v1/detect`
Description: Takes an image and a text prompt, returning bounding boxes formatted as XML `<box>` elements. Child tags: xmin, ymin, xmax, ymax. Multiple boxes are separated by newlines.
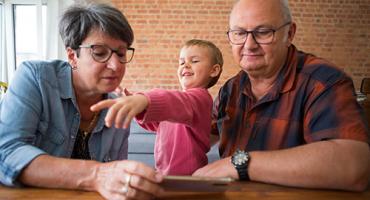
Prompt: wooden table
<box><xmin>1</xmin><ymin>181</ymin><xmax>369</xmax><ymax>200</ymax></box>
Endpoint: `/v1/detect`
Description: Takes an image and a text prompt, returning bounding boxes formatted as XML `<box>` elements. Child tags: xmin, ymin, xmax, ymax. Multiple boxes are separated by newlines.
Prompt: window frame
<box><xmin>1</xmin><ymin>0</ymin><xmax>46</xmax><ymax>83</ymax></box>
<box><xmin>0</xmin><ymin>1</ymin><xmax>4</xmax><ymax>79</ymax></box>
<box><xmin>13</xmin><ymin>3</ymin><xmax>47</xmax><ymax>66</ymax></box>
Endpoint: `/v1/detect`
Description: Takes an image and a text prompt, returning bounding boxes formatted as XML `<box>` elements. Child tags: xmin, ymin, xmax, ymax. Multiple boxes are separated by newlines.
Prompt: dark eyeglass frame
<box><xmin>227</xmin><ymin>21</ymin><xmax>291</xmax><ymax>45</ymax></box>
<box><xmin>78</xmin><ymin>44</ymin><xmax>135</xmax><ymax>64</ymax></box>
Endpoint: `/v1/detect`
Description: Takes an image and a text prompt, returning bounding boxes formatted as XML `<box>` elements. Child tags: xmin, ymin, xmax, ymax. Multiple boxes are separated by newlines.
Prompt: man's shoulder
<box><xmin>299</xmin><ymin>53</ymin><xmax>350</xmax><ymax>86</ymax></box>
<box><xmin>220</xmin><ymin>70</ymin><xmax>247</xmax><ymax>92</ymax></box>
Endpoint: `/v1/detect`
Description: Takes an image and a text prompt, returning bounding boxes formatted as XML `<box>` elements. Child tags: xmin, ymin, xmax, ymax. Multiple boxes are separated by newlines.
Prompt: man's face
<box><xmin>229</xmin><ymin>0</ymin><xmax>293</xmax><ymax>79</ymax></box>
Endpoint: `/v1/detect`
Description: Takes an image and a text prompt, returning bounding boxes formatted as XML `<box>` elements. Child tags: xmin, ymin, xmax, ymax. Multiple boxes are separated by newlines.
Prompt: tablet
<box><xmin>160</xmin><ymin>175</ymin><xmax>234</xmax><ymax>192</ymax></box>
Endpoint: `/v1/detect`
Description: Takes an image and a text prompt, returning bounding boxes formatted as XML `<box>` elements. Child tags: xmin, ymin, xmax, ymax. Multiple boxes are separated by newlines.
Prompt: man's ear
<box><xmin>66</xmin><ymin>47</ymin><xmax>77</xmax><ymax>67</ymax></box>
<box><xmin>286</xmin><ymin>22</ymin><xmax>296</xmax><ymax>47</ymax></box>
<box><xmin>210</xmin><ymin>64</ymin><xmax>221</xmax><ymax>78</ymax></box>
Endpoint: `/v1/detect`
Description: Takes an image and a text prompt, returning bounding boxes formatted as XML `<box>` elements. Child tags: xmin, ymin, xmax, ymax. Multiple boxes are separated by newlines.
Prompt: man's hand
<box><xmin>192</xmin><ymin>156</ymin><xmax>239</xmax><ymax>179</ymax></box>
<box><xmin>90</xmin><ymin>94</ymin><xmax>149</xmax><ymax>129</ymax></box>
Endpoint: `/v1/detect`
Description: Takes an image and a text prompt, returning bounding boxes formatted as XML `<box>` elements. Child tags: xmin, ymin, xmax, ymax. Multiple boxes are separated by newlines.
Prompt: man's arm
<box><xmin>194</xmin><ymin>139</ymin><xmax>370</xmax><ymax>191</ymax></box>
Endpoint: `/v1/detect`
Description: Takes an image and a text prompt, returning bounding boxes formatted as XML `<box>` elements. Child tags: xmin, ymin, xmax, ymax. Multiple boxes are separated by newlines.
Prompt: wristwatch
<box><xmin>231</xmin><ymin>149</ymin><xmax>250</xmax><ymax>181</ymax></box>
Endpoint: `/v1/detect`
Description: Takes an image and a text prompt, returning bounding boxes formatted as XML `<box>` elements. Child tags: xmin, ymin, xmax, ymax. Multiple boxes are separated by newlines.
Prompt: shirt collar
<box><xmin>241</xmin><ymin>45</ymin><xmax>300</xmax><ymax>101</ymax></box>
<box><xmin>279</xmin><ymin>45</ymin><xmax>299</xmax><ymax>93</ymax></box>
<box><xmin>57</xmin><ymin>62</ymin><xmax>74</xmax><ymax>99</ymax></box>
<box><xmin>55</xmin><ymin>63</ymin><xmax>119</xmax><ymax>132</ymax></box>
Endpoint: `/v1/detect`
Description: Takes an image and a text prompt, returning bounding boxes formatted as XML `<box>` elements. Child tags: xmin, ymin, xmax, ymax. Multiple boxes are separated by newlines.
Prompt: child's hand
<box><xmin>90</xmin><ymin>94</ymin><xmax>149</xmax><ymax>129</ymax></box>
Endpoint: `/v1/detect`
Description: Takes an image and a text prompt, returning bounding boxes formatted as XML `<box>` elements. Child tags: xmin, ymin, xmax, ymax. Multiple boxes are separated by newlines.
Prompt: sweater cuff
<box><xmin>141</xmin><ymin>90</ymin><xmax>169</xmax><ymax>122</ymax></box>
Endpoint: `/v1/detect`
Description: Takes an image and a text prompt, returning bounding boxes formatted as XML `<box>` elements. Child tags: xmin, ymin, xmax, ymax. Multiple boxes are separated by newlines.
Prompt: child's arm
<box><xmin>90</xmin><ymin>94</ymin><xmax>149</xmax><ymax>129</ymax></box>
<box><xmin>91</xmin><ymin>88</ymin><xmax>211</xmax><ymax>129</ymax></box>
<box><xmin>138</xmin><ymin>88</ymin><xmax>212</xmax><ymax>126</ymax></box>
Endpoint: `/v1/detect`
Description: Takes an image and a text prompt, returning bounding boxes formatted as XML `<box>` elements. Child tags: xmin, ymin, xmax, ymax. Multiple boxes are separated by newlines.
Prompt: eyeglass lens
<box><xmin>228</xmin><ymin>22</ymin><xmax>291</xmax><ymax>45</ymax></box>
<box><xmin>229</xmin><ymin>29</ymin><xmax>274</xmax><ymax>45</ymax></box>
<box><xmin>91</xmin><ymin>45</ymin><xmax>134</xmax><ymax>63</ymax></box>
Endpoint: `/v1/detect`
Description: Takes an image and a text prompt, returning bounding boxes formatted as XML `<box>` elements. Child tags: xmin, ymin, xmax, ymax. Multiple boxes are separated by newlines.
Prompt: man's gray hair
<box><xmin>281</xmin><ymin>0</ymin><xmax>292</xmax><ymax>22</ymax></box>
<box><xmin>232</xmin><ymin>0</ymin><xmax>292</xmax><ymax>22</ymax></box>
<box><xmin>59</xmin><ymin>3</ymin><xmax>134</xmax><ymax>49</ymax></box>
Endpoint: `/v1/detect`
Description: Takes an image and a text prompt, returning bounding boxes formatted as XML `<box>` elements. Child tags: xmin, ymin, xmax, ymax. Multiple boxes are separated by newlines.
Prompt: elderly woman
<box><xmin>0</xmin><ymin>3</ymin><xmax>162</xmax><ymax>200</ymax></box>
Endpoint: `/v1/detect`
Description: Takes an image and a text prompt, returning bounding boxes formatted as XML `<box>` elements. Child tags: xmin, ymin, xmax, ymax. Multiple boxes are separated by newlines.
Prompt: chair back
<box><xmin>359</xmin><ymin>78</ymin><xmax>370</xmax><ymax>127</ymax></box>
<box><xmin>360</xmin><ymin>78</ymin><xmax>370</xmax><ymax>95</ymax></box>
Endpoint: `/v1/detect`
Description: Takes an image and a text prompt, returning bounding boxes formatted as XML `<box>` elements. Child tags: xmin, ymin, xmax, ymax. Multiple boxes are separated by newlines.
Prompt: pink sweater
<box><xmin>135</xmin><ymin>88</ymin><xmax>212</xmax><ymax>175</ymax></box>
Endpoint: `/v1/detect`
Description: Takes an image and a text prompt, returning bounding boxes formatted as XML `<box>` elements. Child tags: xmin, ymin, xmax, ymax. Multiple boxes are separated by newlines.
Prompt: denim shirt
<box><xmin>0</xmin><ymin>60</ymin><xmax>129</xmax><ymax>186</ymax></box>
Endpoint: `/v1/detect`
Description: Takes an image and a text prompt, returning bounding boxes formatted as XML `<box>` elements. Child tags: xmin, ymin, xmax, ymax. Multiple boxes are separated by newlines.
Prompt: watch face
<box><xmin>233</xmin><ymin>150</ymin><xmax>249</xmax><ymax>166</ymax></box>
<box><xmin>231</xmin><ymin>150</ymin><xmax>250</xmax><ymax>181</ymax></box>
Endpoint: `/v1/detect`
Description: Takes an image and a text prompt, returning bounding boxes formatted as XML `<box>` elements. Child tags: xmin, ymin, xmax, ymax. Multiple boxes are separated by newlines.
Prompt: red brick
<box><xmin>114</xmin><ymin>0</ymin><xmax>370</xmax><ymax>96</ymax></box>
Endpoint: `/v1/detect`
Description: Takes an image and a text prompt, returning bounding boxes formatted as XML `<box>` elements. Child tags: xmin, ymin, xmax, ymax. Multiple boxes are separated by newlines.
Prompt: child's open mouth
<box><xmin>182</xmin><ymin>72</ymin><xmax>193</xmax><ymax>76</ymax></box>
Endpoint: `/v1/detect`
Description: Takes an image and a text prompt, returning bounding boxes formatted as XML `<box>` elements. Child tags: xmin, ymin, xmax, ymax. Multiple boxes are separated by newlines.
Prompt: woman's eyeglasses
<box><xmin>79</xmin><ymin>44</ymin><xmax>135</xmax><ymax>63</ymax></box>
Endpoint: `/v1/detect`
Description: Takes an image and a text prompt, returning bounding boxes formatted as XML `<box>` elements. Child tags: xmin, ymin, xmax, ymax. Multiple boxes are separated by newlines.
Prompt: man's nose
<box><xmin>243</xmin><ymin>33</ymin><xmax>259</xmax><ymax>49</ymax></box>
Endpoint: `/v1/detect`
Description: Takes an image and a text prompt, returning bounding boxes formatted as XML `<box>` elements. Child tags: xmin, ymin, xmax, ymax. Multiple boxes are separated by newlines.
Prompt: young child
<box><xmin>91</xmin><ymin>39</ymin><xmax>223</xmax><ymax>175</ymax></box>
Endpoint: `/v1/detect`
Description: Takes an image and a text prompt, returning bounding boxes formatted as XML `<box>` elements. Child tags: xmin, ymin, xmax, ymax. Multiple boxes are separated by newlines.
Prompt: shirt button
<box><xmin>105</xmin><ymin>157</ymin><xmax>111</xmax><ymax>162</ymax></box>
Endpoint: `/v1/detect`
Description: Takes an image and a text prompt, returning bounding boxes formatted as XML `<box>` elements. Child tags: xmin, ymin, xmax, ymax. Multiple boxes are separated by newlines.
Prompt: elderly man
<box><xmin>193</xmin><ymin>0</ymin><xmax>370</xmax><ymax>191</ymax></box>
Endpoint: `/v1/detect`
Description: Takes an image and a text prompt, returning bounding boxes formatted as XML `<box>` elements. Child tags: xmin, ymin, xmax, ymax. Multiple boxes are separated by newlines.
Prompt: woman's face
<box><xmin>68</xmin><ymin>30</ymin><xmax>128</xmax><ymax>95</ymax></box>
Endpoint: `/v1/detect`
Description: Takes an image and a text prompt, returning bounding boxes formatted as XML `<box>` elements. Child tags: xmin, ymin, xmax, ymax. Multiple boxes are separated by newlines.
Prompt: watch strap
<box><xmin>236</xmin><ymin>163</ymin><xmax>249</xmax><ymax>181</ymax></box>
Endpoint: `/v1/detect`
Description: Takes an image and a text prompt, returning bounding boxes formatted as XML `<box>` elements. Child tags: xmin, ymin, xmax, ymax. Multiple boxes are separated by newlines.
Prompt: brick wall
<box><xmin>112</xmin><ymin>0</ymin><xmax>370</xmax><ymax>97</ymax></box>
<box><xmin>290</xmin><ymin>0</ymin><xmax>370</xmax><ymax>91</ymax></box>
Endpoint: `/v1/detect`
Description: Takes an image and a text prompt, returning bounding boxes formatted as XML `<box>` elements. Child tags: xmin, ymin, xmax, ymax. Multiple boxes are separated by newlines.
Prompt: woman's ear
<box><xmin>210</xmin><ymin>64</ymin><xmax>221</xmax><ymax>78</ymax></box>
<box><xmin>66</xmin><ymin>47</ymin><xmax>77</xmax><ymax>68</ymax></box>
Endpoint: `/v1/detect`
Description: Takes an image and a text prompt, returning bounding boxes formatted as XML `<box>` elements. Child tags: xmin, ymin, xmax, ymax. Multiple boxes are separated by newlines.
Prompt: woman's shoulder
<box><xmin>20</xmin><ymin>60</ymin><xmax>69</xmax><ymax>72</ymax></box>
<box><xmin>19</xmin><ymin>60</ymin><xmax>70</xmax><ymax>81</ymax></box>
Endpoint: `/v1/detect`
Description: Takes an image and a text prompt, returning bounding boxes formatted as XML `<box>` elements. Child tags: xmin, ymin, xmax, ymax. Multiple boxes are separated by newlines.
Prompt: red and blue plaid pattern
<box><xmin>212</xmin><ymin>45</ymin><xmax>369</xmax><ymax>158</ymax></box>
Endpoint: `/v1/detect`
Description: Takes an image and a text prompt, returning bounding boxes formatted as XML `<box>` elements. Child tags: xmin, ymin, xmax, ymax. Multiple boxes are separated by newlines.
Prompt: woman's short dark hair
<box><xmin>59</xmin><ymin>3</ymin><xmax>134</xmax><ymax>49</ymax></box>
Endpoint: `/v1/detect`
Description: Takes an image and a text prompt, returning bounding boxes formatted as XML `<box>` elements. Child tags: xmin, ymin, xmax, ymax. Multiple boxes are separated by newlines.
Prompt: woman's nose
<box><xmin>106</xmin><ymin>53</ymin><xmax>123</xmax><ymax>71</ymax></box>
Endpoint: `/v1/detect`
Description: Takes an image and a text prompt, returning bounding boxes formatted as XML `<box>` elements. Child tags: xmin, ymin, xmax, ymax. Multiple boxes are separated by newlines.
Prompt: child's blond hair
<box><xmin>183</xmin><ymin>39</ymin><xmax>223</xmax><ymax>88</ymax></box>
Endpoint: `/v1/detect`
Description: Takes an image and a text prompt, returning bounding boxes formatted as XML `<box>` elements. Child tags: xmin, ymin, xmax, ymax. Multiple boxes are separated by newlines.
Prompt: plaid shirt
<box><xmin>213</xmin><ymin>45</ymin><xmax>370</xmax><ymax>158</ymax></box>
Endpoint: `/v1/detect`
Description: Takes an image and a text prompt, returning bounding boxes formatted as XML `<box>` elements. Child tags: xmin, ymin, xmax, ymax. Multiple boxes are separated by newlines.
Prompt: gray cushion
<box><xmin>128</xmin><ymin>120</ymin><xmax>220</xmax><ymax>167</ymax></box>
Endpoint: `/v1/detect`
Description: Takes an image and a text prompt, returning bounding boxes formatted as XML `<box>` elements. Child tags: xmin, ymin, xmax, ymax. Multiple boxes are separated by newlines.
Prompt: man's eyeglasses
<box><xmin>79</xmin><ymin>44</ymin><xmax>135</xmax><ymax>64</ymax></box>
<box><xmin>227</xmin><ymin>22</ymin><xmax>291</xmax><ymax>45</ymax></box>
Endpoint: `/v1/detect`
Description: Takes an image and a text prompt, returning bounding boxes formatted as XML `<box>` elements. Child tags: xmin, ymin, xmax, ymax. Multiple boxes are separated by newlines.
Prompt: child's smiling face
<box><xmin>178</xmin><ymin>45</ymin><xmax>217</xmax><ymax>90</ymax></box>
